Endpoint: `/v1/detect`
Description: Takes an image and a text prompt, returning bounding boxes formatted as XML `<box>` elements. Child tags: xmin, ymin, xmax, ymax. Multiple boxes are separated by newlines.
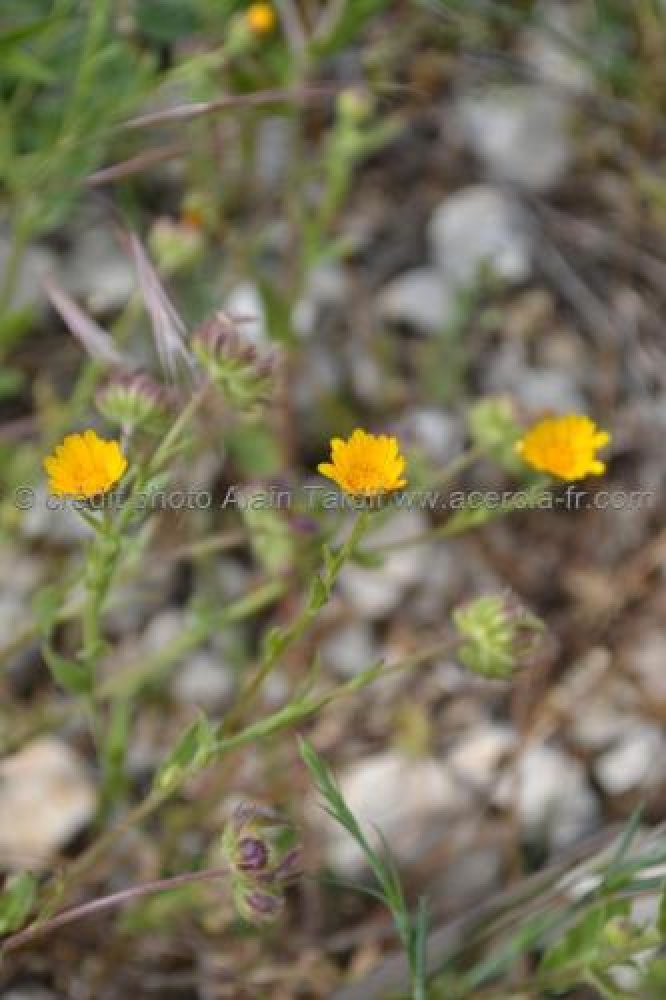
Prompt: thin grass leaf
<box><xmin>126</xmin><ymin>232</ymin><xmax>193</xmax><ymax>382</ymax></box>
<box><xmin>123</xmin><ymin>84</ymin><xmax>343</xmax><ymax>129</ymax></box>
<box><xmin>43</xmin><ymin>277</ymin><xmax>129</xmax><ymax>367</ymax></box>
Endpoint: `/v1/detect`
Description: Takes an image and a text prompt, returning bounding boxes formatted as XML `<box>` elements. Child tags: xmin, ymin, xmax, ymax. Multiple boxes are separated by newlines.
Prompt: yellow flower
<box><xmin>245</xmin><ymin>2</ymin><xmax>276</xmax><ymax>35</ymax></box>
<box><xmin>318</xmin><ymin>429</ymin><xmax>407</xmax><ymax>497</ymax></box>
<box><xmin>515</xmin><ymin>414</ymin><xmax>610</xmax><ymax>481</ymax></box>
<box><xmin>44</xmin><ymin>429</ymin><xmax>127</xmax><ymax>499</ymax></box>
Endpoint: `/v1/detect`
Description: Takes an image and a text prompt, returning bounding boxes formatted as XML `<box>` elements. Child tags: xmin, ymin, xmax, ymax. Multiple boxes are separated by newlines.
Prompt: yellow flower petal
<box><xmin>43</xmin><ymin>429</ymin><xmax>127</xmax><ymax>499</ymax></box>
<box><xmin>318</xmin><ymin>429</ymin><xmax>408</xmax><ymax>497</ymax></box>
<box><xmin>515</xmin><ymin>414</ymin><xmax>610</xmax><ymax>481</ymax></box>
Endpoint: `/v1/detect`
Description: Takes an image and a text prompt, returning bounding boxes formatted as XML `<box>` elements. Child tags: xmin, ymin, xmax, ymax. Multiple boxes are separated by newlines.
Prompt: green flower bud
<box><xmin>336</xmin><ymin>87</ymin><xmax>374</xmax><ymax>126</ymax></box>
<box><xmin>96</xmin><ymin>373</ymin><xmax>171</xmax><ymax>434</ymax></box>
<box><xmin>453</xmin><ymin>594</ymin><xmax>544</xmax><ymax>679</ymax></box>
<box><xmin>149</xmin><ymin>216</ymin><xmax>205</xmax><ymax>275</ymax></box>
<box><xmin>224</xmin><ymin>803</ymin><xmax>300</xmax><ymax>926</ymax></box>
<box><xmin>191</xmin><ymin>313</ymin><xmax>277</xmax><ymax>413</ymax></box>
<box><xmin>468</xmin><ymin>396</ymin><xmax>524</xmax><ymax>473</ymax></box>
<box><xmin>222</xmin><ymin>802</ymin><xmax>299</xmax><ymax>883</ymax></box>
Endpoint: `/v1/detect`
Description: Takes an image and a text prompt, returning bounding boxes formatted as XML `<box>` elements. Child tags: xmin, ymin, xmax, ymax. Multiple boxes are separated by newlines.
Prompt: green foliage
<box><xmin>540</xmin><ymin>900</ymin><xmax>631</xmax><ymax>980</ymax></box>
<box><xmin>467</xmin><ymin>396</ymin><xmax>523</xmax><ymax>474</ymax></box>
<box><xmin>154</xmin><ymin>714</ymin><xmax>217</xmax><ymax>792</ymax></box>
<box><xmin>42</xmin><ymin>644</ymin><xmax>93</xmax><ymax>695</ymax></box>
<box><xmin>300</xmin><ymin>737</ymin><xmax>430</xmax><ymax>1000</ymax></box>
<box><xmin>0</xmin><ymin>872</ymin><xmax>38</xmax><ymax>935</ymax></box>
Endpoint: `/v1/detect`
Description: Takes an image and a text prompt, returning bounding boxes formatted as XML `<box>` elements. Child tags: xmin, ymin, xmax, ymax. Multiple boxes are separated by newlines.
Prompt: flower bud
<box><xmin>453</xmin><ymin>594</ymin><xmax>544</xmax><ymax>679</ymax></box>
<box><xmin>467</xmin><ymin>396</ymin><xmax>523</xmax><ymax>473</ymax></box>
<box><xmin>96</xmin><ymin>372</ymin><xmax>170</xmax><ymax>434</ymax></box>
<box><xmin>191</xmin><ymin>313</ymin><xmax>277</xmax><ymax>411</ymax></box>
<box><xmin>245</xmin><ymin>3</ymin><xmax>276</xmax><ymax>37</ymax></box>
<box><xmin>233</xmin><ymin>882</ymin><xmax>285</xmax><ymax>925</ymax></box>
<box><xmin>337</xmin><ymin>87</ymin><xmax>374</xmax><ymax>126</ymax></box>
<box><xmin>149</xmin><ymin>216</ymin><xmax>204</xmax><ymax>275</ymax></box>
<box><xmin>236</xmin><ymin>836</ymin><xmax>270</xmax><ymax>874</ymax></box>
<box><xmin>223</xmin><ymin>802</ymin><xmax>300</xmax><ymax>925</ymax></box>
<box><xmin>222</xmin><ymin>802</ymin><xmax>287</xmax><ymax>879</ymax></box>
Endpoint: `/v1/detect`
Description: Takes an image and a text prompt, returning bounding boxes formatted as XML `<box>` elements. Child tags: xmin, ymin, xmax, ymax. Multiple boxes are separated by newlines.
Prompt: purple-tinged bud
<box><xmin>191</xmin><ymin>312</ymin><xmax>278</xmax><ymax>411</ymax></box>
<box><xmin>237</xmin><ymin>836</ymin><xmax>269</xmax><ymax>873</ymax></box>
<box><xmin>257</xmin><ymin>846</ymin><xmax>302</xmax><ymax>885</ymax></box>
<box><xmin>235</xmin><ymin>884</ymin><xmax>285</xmax><ymax>925</ymax></box>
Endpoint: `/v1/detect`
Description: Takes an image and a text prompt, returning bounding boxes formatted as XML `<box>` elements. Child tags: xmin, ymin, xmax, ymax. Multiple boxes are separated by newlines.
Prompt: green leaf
<box><xmin>0</xmin><ymin>307</ymin><xmax>34</xmax><ymax>352</ymax></box>
<box><xmin>42</xmin><ymin>644</ymin><xmax>92</xmax><ymax>695</ymax></box>
<box><xmin>154</xmin><ymin>715</ymin><xmax>216</xmax><ymax>791</ymax></box>
<box><xmin>307</xmin><ymin>575</ymin><xmax>329</xmax><ymax>612</ymax></box>
<box><xmin>135</xmin><ymin>0</ymin><xmax>200</xmax><ymax>43</ymax></box>
<box><xmin>261</xmin><ymin>625</ymin><xmax>289</xmax><ymax>663</ymax></box>
<box><xmin>242</xmin><ymin>504</ymin><xmax>293</xmax><ymax>574</ymax></box>
<box><xmin>0</xmin><ymin>872</ymin><xmax>38</xmax><ymax>934</ymax></box>
<box><xmin>540</xmin><ymin>900</ymin><xmax>630</xmax><ymax>977</ymax></box>
<box><xmin>32</xmin><ymin>584</ymin><xmax>62</xmax><ymax>640</ymax></box>
<box><xmin>0</xmin><ymin>14</ymin><xmax>63</xmax><ymax>54</ymax></box>
<box><xmin>0</xmin><ymin>368</ymin><xmax>25</xmax><ymax>399</ymax></box>
<box><xmin>658</xmin><ymin>882</ymin><xmax>666</xmax><ymax>936</ymax></box>
<box><xmin>4</xmin><ymin>47</ymin><xmax>56</xmax><ymax>83</ymax></box>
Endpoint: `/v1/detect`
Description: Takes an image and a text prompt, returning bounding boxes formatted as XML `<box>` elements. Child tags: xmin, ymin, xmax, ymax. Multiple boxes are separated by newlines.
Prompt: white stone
<box><xmin>571</xmin><ymin>701</ymin><xmax>638</xmax><ymax>752</ymax></box>
<box><xmin>21</xmin><ymin>485</ymin><xmax>93</xmax><ymax>544</ymax></box>
<box><xmin>0</xmin><ymin>738</ymin><xmax>95</xmax><ymax>871</ymax></box>
<box><xmin>317</xmin><ymin>752</ymin><xmax>463</xmax><ymax>873</ymax></box>
<box><xmin>339</xmin><ymin>510</ymin><xmax>431</xmax><ymax>619</ymax></box>
<box><xmin>321</xmin><ymin>621</ymin><xmax>378</xmax><ymax>678</ymax></box>
<box><xmin>377</xmin><ymin>267</ymin><xmax>455</xmax><ymax>335</ymax></box>
<box><xmin>628</xmin><ymin>630</ymin><xmax>666</xmax><ymax>703</ymax></box>
<box><xmin>171</xmin><ymin>651</ymin><xmax>235</xmax><ymax>712</ymax></box>
<box><xmin>254</xmin><ymin>116</ymin><xmax>294</xmax><ymax>192</ymax></box>
<box><xmin>521</xmin><ymin>2</ymin><xmax>592</xmax><ymax>93</ymax></box>
<box><xmin>497</xmin><ymin>741</ymin><xmax>600</xmax><ymax>849</ymax></box>
<box><xmin>63</xmin><ymin>224</ymin><xmax>135</xmax><ymax>314</ymax></box>
<box><xmin>508</xmin><ymin>369</ymin><xmax>586</xmax><ymax>414</ymax></box>
<box><xmin>0</xmin><ymin>233</ymin><xmax>58</xmax><ymax>314</ymax></box>
<box><xmin>142</xmin><ymin>609</ymin><xmax>187</xmax><ymax>651</ymax></box>
<box><xmin>449</xmin><ymin>724</ymin><xmax>516</xmax><ymax>793</ymax></box>
<box><xmin>429</xmin><ymin>185</ymin><xmax>531</xmax><ymax>289</ymax></box>
<box><xmin>456</xmin><ymin>87</ymin><xmax>572</xmax><ymax>192</ymax></box>
<box><xmin>225</xmin><ymin>282</ymin><xmax>266</xmax><ymax>342</ymax></box>
<box><xmin>409</xmin><ymin>542</ymin><xmax>458</xmax><ymax>623</ymax></box>
<box><xmin>293</xmin><ymin>262</ymin><xmax>348</xmax><ymax>337</ymax></box>
<box><xmin>433</xmin><ymin>842</ymin><xmax>503</xmax><ymax>904</ymax></box>
<box><xmin>595</xmin><ymin>726</ymin><xmax>664</xmax><ymax>796</ymax></box>
<box><xmin>398</xmin><ymin>408</ymin><xmax>464</xmax><ymax>465</ymax></box>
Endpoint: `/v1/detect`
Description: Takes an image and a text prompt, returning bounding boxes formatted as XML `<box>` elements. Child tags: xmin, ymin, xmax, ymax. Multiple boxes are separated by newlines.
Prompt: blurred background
<box><xmin>1</xmin><ymin>1</ymin><xmax>665</xmax><ymax>997</ymax></box>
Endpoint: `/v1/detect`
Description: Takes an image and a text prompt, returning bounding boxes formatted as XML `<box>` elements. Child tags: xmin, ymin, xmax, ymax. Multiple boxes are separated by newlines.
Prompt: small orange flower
<box><xmin>515</xmin><ymin>414</ymin><xmax>610</xmax><ymax>481</ymax></box>
<box><xmin>318</xmin><ymin>429</ymin><xmax>407</xmax><ymax>497</ymax></box>
<box><xmin>44</xmin><ymin>429</ymin><xmax>127</xmax><ymax>498</ymax></box>
<box><xmin>245</xmin><ymin>2</ymin><xmax>276</xmax><ymax>35</ymax></box>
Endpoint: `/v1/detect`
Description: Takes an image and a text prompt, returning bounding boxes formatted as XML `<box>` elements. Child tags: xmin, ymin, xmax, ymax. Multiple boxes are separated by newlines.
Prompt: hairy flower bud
<box><xmin>223</xmin><ymin>802</ymin><xmax>300</xmax><ymax>925</ymax></box>
<box><xmin>96</xmin><ymin>372</ymin><xmax>170</xmax><ymax>434</ymax></box>
<box><xmin>149</xmin><ymin>216</ymin><xmax>205</xmax><ymax>274</ymax></box>
<box><xmin>467</xmin><ymin>396</ymin><xmax>523</xmax><ymax>473</ymax></box>
<box><xmin>453</xmin><ymin>594</ymin><xmax>544</xmax><ymax>679</ymax></box>
<box><xmin>191</xmin><ymin>313</ymin><xmax>277</xmax><ymax>412</ymax></box>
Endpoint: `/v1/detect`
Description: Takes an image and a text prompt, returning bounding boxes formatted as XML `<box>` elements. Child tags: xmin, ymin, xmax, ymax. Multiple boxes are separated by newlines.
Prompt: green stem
<box><xmin>226</xmin><ymin>508</ymin><xmax>370</xmax><ymax>726</ymax></box>
<box><xmin>0</xmin><ymin>218</ymin><xmax>29</xmax><ymax>320</ymax></box>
